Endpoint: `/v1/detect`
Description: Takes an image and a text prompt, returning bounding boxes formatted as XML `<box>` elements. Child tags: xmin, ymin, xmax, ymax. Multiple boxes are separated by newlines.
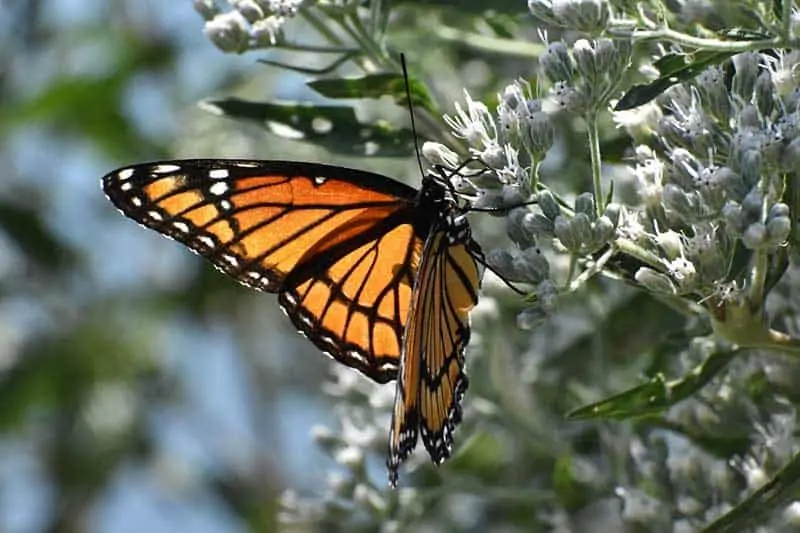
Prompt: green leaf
<box><xmin>651</xmin><ymin>418</ymin><xmax>751</xmax><ymax>458</ymax></box>
<box><xmin>201</xmin><ymin>98</ymin><xmax>415</xmax><ymax>157</ymax></box>
<box><xmin>0</xmin><ymin>200</ymin><xmax>76</xmax><ymax>274</ymax></box>
<box><xmin>0</xmin><ymin>33</ymin><xmax>173</xmax><ymax>159</ymax></box>
<box><xmin>773</xmin><ymin>0</ymin><xmax>783</xmax><ymax>21</ymax></box>
<box><xmin>0</xmin><ymin>314</ymin><xmax>149</xmax><ymax>431</ymax></box>
<box><xmin>567</xmin><ymin>349</ymin><xmax>738</xmax><ymax>420</ymax></box>
<box><xmin>717</xmin><ymin>28</ymin><xmax>774</xmax><ymax>40</ymax></box>
<box><xmin>615</xmin><ymin>51</ymin><xmax>734</xmax><ymax>111</ymax></box>
<box><xmin>552</xmin><ymin>454</ymin><xmax>592</xmax><ymax>511</ymax></box>
<box><xmin>483</xmin><ymin>12</ymin><xmax>519</xmax><ymax>39</ymax></box>
<box><xmin>258</xmin><ymin>52</ymin><xmax>359</xmax><ymax>75</ymax></box>
<box><xmin>567</xmin><ymin>374</ymin><xmax>669</xmax><ymax>420</ymax></box>
<box><xmin>307</xmin><ymin>73</ymin><xmax>436</xmax><ymax>114</ymax></box>
<box><xmin>392</xmin><ymin>0</ymin><xmax>528</xmax><ymax>13</ymax></box>
<box><xmin>788</xmin><ymin>169</ymin><xmax>800</xmax><ymax>261</ymax></box>
<box><xmin>701</xmin><ymin>449</ymin><xmax>800</xmax><ymax>532</ymax></box>
<box><xmin>449</xmin><ymin>430</ymin><xmax>507</xmax><ymax>478</ymax></box>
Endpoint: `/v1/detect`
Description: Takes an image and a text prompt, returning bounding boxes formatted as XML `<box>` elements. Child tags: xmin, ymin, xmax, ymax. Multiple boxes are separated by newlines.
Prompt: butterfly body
<box><xmin>102</xmin><ymin>159</ymin><xmax>482</xmax><ymax>485</ymax></box>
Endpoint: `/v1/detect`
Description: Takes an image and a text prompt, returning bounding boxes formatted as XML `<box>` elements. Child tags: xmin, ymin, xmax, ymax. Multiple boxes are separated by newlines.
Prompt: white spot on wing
<box><xmin>209</xmin><ymin>168</ymin><xmax>229</xmax><ymax>179</ymax></box>
<box><xmin>283</xmin><ymin>292</ymin><xmax>297</xmax><ymax>305</ymax></box>
<box><xmin>118</xmin><ymin>169</ymin><xmax>135</xmax><ymax>180</ymax></box>
<box><xmin>266</xmin><ymin>121</ymin><xmax>304</xmax><ymax>140</ymax></box>
<box><xmin>209</xmin><ymin>182</ymin><xmax>228</xmax><ymax>196</ymax></box>
<box><xmin>197</xmin><ymin>235</ymin><xmax>215</xmax><ymax>248</ymax></box>
<box><xmin>220</xmin><ymin>199</ymin><xmax>232</xmax><ymax>211</ymax></box>
<box><xmin>130</xmin><ymin>196</ymin><xmax>143</xmax><ymax>207</ymax></box>
<box><xmin>314</xmin><ymin>176</ymin><xmax>327</xmax><ymax>185</ymax></box>
<box><xmin>221</xmin><ymin>254</ymin><xmax>239</xmax><ymax>267</ymax></box>
<box><xmin>120</xmin><ymin>182</ymin><xmax>133</xmax><ymax>191</ymax></box>
<box><xmin>152</xmin><ymin>164</ymin><xmax>181</xmax><ymax>173</ymax></box>
<box><xmin>311</xmin><ymin>117</ymin><xmax>333</xmax><ymax>134</ymax></box>
<box><xmin>147</xmin><ymin>211</ymin><xmax>164</xmax><ymax>222</ymax></box>
<box><xmin>347</xmin><ymin>350</ymin><xmax>367</xmax><ymax>364</ymax></box>
<box><xmin>172</xmin><ymin>221</ymin><xmax>190</xmax><ymax>233</ymax></box>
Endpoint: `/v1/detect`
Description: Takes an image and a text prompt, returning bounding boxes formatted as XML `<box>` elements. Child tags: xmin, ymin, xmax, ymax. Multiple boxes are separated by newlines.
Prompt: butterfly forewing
<box><xmin>102</xmin><ymin>159</ymin><xmax>423</xmax><ymax>381</ymax></box>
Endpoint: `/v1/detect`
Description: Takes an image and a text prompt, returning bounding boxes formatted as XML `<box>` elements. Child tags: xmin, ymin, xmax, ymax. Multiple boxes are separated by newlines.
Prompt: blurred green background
<box><xmin>5</xmin><ymin>1</ymin><xmax>782</xmax><ymax>532</ymax></box>
<box><xmin>0</xmin><ymin>1</ymin><xmax>545</xmax><ymax>531</ymax></box>
<box><xmin>0</xmin><ymin>2</ymin><xmax>376</xmax><ymax>531</ymax></box>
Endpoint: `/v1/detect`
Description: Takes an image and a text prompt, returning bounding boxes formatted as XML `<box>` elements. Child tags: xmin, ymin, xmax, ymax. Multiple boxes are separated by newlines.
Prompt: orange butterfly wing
<box><xmin>387</xmin><ymin>219</ymin><xmax>481</xmax><ymax>486</ymax></box>
<box><xmin>102</xmin><ymin>160</ymin><xmax>424</xmax><ymax>382</ymax></box>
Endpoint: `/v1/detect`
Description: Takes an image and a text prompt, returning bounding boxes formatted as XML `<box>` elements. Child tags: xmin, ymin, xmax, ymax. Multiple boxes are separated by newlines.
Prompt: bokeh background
<box><xmin>6</xmin><ymin>1</ymin><xmax>797</xmax><ymax>532</ymax></box>
<box><xmin>1</xmin><ymin>1</ymin><xmax>547</xmax><ymax>531</ymax></box>
<box><xmin>1</xmin><ymin>2</ymin><xmax>381</xmax><ymax>531</ymax></box>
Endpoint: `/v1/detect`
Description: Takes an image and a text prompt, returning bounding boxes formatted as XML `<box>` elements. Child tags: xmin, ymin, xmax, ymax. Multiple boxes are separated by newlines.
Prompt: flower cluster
<box><xmin>424</xmin><ymin>78</ymin><xmax>562</xmax><ymax>320</ymax></box>
<box><xmin>622</xmin><ymin>51</ymin><xmax>798</xmax><ymax>301</ymax></box>
<box><xmin>279</xmin><ymin>365</ymin><xmax>396</xmax><ymax>529</ymax></box>
<box><xmin>541</xmin><ymin>37</ymin><xmax>632</xmax><ymax>115</ymax></box>
<box><xmin>195</xmin><ymin>0</ymin><xmax>305</xmax><ymax>52</ymax></box>
<box><xmin>426</xmin><ymin>36</ymin><xmax>634</xmax><ymax>327</ymax></box>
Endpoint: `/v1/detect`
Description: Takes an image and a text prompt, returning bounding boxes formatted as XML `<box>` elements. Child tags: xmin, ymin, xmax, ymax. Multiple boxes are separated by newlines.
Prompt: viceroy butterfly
<box><xmin>102</xmin><ymin>159</ymin><xmax>483</xmax><ymax>486</ymax></box>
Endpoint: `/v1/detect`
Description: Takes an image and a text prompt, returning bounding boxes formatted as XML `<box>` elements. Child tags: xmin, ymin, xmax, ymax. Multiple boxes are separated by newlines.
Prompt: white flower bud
<box><xmin>422</xmin><ymin>142</ymin><xmax>459</xmax><ymax>169</ymax></box>
<box><xmin>732</xmin><ymin>52</ymin><xmax>760</xmax><ymax>100</ymax></box>
<box><xmin>537</xmin><ymin>189</ymin><xmax>561</xmax><ymax>220</ymax></box>
<box><xmin>574</xmin><ymin>192</ymin><xmax>595</xmax><ymax>218</ymax></box>
<box><xmin>742</xmin><ymin>222</ymin><xmax>768</xmax><ymax>249</ymax></box>
<box><xmin>635</xmin><ymin>267</ymin><xmax>677</xmax><ymax>295</ymax></box>
<box><xmin>204</xmin><ymin>11</ymin><xmax>250</xmax><ymax>53</ymax></box>
<box><xmin>766</xmin><ymin>215</ymin><xmax>791</xmax><ymax>244</ymax></box>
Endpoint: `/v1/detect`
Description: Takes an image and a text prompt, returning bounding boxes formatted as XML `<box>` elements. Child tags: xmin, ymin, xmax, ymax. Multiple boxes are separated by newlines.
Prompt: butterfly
<box><xmin>102</xmin><ymin>159</ymin><xmax>483</xmax><ymax>486</ymax></box>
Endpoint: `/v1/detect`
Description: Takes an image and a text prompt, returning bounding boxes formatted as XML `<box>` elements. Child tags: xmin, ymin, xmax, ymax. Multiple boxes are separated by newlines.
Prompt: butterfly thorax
<box><xmin>415</xmin><ymin>175</ymin><xmax>468</xmax><ymax>240</ymax></box>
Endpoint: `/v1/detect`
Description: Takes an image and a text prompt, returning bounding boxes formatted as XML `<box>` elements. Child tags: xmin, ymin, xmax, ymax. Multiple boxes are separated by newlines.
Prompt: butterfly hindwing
<box><xmin>387</xmin><ymin>217</ymin><xmax>481</xmax><ymax>486</ymax></box>
<box><xmin>279</xmin><ymin>219</ymin><xmax>424</xmax><ymax>383</ymax></box>
<box><xmin>102</xmin><ymin>159</ymin><xmax>423</xmax><ymax>381</ymax></box>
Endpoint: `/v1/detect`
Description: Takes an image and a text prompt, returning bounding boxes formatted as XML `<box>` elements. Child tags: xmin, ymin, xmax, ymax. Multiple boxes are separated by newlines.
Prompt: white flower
<box><xmin>444</xmin><ymin>90</ymin><xmax>498</xmax><ymax>151</ymax></box>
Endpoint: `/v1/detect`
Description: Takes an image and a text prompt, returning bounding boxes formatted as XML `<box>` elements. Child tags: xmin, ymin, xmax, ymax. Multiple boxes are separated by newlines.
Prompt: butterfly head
<box><xmin>421</xmin><ymin>169</ymin><xmax>462</xmax><ymax>204</ymax></box>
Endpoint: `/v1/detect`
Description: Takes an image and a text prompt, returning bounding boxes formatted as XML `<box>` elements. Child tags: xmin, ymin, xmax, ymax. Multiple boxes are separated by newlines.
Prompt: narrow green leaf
<box><xmin>567</xmin><ymin>374</ymin><xmax>669</xmax><ymax>420</ymax></box>
<box><xmin>788</xmin><ymin>170</ymin><xmax>800</xmax><ymax>262</ymax></box>
<box><xmin>717</xmin><ymin>28</ymin><xmax>774</xmax><ymax>40</ymax></box>
<box><xmin>201</xmin><ymin>98</ymin><xmax>415</xmax><ymax>157</ymax></box>
<box><xmin>258</xmin><ymin>52</ymin><xmax>359</xmax><ymax>75</ymax></box>
<box><xmin>567</xmin><ymin>349</ymin><xmax>738</xmax><ymax>420</ymax></box>
<box><xmin>307</xmin><ymin>73</ymin><xmax>436</xmax><ymax>114</ymax></box>
<box><xmin>392</xmin><ymin>0</ymin><xmax>528</xmax><ymax>13</ymax></box>
<box><xmin>605</xmin><ymin>179</ymin><xmax>614</xmax><ymax>207</ymax></box>
<box><xmin>774</xmin><ymin>0</ymin><xmax>783</xmax><ymax>21</ymax></box>
<box><xmin>0</xmin><ymin>201</ymin><xmax>76</xmax><ymax>274</ymax></box>
<box><xmin>484</xmin><ymin>12</ymin><xmax>519</xmax><ymax>39</ymax></box>
<box><xmin>652</xmin><ymin>419</ymin><xmax>751</xmax><ymax>458</ymax></box>
<box><xmin>615</xmin><ymin>51</ymin><xmax>734</xmax><ymax>111</ymax></box>
<box><xmin>701</xmin><ymin>449</ymin><xmax>800</xmax><ymax>532</ymax></box>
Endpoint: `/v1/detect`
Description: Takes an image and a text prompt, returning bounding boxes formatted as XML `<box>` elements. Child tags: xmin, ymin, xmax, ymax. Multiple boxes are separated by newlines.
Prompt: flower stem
<box><xmin>586</xmin><ymin>112</ymin><xmax>605</xmax><ymax>216</ymax></box>
<box><xmin>628</xmin><ymin>27</ymin><xmax>782</xmax><ymax>52</ymax></box>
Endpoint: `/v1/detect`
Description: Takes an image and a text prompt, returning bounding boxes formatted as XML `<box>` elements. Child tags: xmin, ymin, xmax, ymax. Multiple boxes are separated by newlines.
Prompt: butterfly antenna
<box><xmin>400</xmin><ymin>54</ymin><xmax>428</xmax><ymax>180</ymax></box>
